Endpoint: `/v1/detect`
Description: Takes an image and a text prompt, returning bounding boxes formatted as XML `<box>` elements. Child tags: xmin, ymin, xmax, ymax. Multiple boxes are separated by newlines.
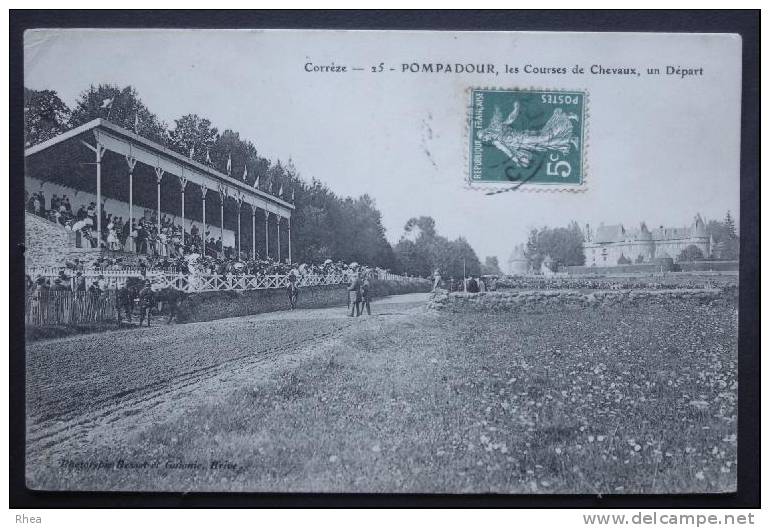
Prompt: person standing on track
<box><xmin>360</xmin><ymin>271</ymin><xmax>372</xmax><ymax>316</ymax></box>
<box><xmin>286</xmin><ymin>273</ymin><xmax>299</xmax><ymax>310</ymax></box>
<box><xmin>138</xmin><ymin>280</ymin><xmax>155</xmax><ymax>327</ymax></box>
<box><xmin>432</xmin><ymin>268</ymin><xmax>441</xmax><ymax>291</ymax></box>
<box><xmin>347</xmin><ymin>270</ymin><xmax>361</xmax><ymax>317</ymax></box>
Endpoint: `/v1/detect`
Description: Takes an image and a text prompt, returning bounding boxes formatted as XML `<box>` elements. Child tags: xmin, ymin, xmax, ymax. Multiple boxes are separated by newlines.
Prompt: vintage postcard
<box><xmin>22</xmin><ymin>29</ymin><xmax>741</xmax><ymax>493</ymax></box>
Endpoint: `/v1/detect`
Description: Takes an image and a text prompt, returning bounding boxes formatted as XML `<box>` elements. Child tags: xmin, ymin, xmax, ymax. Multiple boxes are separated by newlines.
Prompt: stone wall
<box><xmin>565</xmin><ymin>262</ymin><xmax>674</xmax><ymax>275</ymax></box>
<box><xmin>565</xmin><ymin>260</ymin><xmax>738</xmax><ymax>275</ymax></box>
<box><xmin>178</xmin><ymin>278</ymin><xmax>431</xmax><ymax>323</ymax></box>
<box><xmin>678</xmin><ymin>260</ymin><xmax>740</xmax><ymax>273</ymax></box>
<box><xmin>427</xmin><ymin>288</ymin><xmax>734</xmax><ymax>313</ymax></box>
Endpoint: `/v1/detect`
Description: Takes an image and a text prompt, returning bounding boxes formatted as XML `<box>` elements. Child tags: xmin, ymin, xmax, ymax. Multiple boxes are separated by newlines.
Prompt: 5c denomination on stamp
<box><xmin>469</xmin><ymin>88</ymin><xmax>587</xmax><ymax>191</ymax></box>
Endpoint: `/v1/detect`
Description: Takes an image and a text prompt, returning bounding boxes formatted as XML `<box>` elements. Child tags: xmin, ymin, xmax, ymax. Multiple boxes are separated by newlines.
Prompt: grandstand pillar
<box><xmin>236</xmin><ymin>196</ymin><xmax>243</xmax><ymax>258</ymax></box>
<box><xmin>179</xmin><ymin>177</ymin><xmax>188</xmax><ymax>247</ymax></box>
<box><xmin>125</xmin><ymin>155</ymin><xmax>137</xmax><ymax>248</ymax></box>
<box><xmin>251</xmin><ymin>205</ymin><xmax>256</xmax><ymax>260</ymax></box>
<box><xmin>201</xmin><ymin>186</ymin><xmax>208</xmax><ymax>256</ymax></box>
<box><xmin>218</xmin><ymin>187</ymin><xmax>225</xmax><ymax>256</ymax></box>
<box><xmin>95</xmin><ymin>143</ymin><xmax>106</xmax><ymax>245</ymax></box>
<box><xmin>288</xmin><ymin>217</ymin><xmax>292</xmax><ymax>264</ymax></box>
<box><xmin>264</xmin><ymin>212</ymin><xmax>269</xmax><ymax>259</ymax></box>
<box><xmin>277</xmin><ymin>216</ymin><xmax>281</xmax><ymax>263</ymax></box>
<box><xmin>154</xmin><ymin>167</ymin><xmax>165</xmax><ymax>236</ymax></box>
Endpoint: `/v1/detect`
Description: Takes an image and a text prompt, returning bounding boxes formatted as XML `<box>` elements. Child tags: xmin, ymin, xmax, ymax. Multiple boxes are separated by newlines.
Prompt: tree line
<box><xmin>24</xmin><ymin>84</ymin><xmax>489</xmax><ymax>275</ymax></box>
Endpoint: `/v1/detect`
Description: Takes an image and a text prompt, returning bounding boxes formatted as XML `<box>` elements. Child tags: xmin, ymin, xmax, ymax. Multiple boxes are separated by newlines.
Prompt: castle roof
<box><xmin>589</xmin><ymin>215</ymin><xmax>709</xmax><ymax>246</ymax></box>
<box><xmin>651</xmin><ymin>226</ymin><xmax>693</xmax><ymax>241</ymax></box>
<box><xmin>593</xmin><ymin>224</ymin><xmax>626</xmax><ymax>243</ymax></box>
<box><xmin>692</xmin><ymin>213</ymin><xmax>707</xmax><ymax>237</ymax></box>
<box><xmin>635</xmin><ymin>222</ymin><xmax>653</xmax><ymax>240</ymax></box>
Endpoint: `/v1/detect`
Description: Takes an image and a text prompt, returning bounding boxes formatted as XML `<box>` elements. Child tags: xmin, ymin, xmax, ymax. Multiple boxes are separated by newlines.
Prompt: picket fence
<box><xmin>25</xmin><ymin>290</ymin><xmax>116</xmax><ymax>326</ymax></box>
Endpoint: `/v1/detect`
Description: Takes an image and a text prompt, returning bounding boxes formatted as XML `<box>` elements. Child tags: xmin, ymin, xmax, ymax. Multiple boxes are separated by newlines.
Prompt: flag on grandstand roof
<box><xmin>205</xmin><ymin>149</ymin><xmax>212</xmax><ymax>165</ymax></box>
<box><xmin>134</xmin><ymin>113</ymin><xmax>139</xmax><ymax>132</ymax></box>
<box><xmin>100</xmin><ymin>97</ymin><xmax>113</xmax><ymax>109</ymax></box>
<box><xmin>242</xmin><ymin>164</ymin><xmax>248</xmax><ymax>181</ymax></box>
<box><xmin>278</xmin><ymin>184</ymin><xmax>283</xmax><ymax>197</ymax></box>
<box><xmin>253</xmin><ymin>174</ymin><xmax>260</xmax><ymax>189</ymax></box>
<box><xmin>226</xmin><ymin>153</ymin><xmax>232</xmax><ymax>175</ymax></box>
<box><xmin>291</xmin><ymin>187</ymin><xmax>295</xmax><ymax>202</ymax></box>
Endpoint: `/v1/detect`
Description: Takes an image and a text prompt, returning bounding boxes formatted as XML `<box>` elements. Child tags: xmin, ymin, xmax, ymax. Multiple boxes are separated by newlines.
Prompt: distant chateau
<box><xmin>507</xmin><ymin>214</ymin><xmax>713</xmax><ymax>274</ymax></box>
<box><xmin>583</xmin><ymin>214</ymin><xmax>711</xmax><ymax>267</ymax></box>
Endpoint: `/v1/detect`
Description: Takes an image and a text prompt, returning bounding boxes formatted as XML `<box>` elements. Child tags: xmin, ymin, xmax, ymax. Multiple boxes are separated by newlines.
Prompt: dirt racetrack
<box><xmin>26</xmin><ymin>294</ymin><xmax>430</xmax><ymax>481</ymax></box>
<box><xmin>26</xmin><ymin>290</ymin><xmax>737</xmax><ymax>494</ymax></box>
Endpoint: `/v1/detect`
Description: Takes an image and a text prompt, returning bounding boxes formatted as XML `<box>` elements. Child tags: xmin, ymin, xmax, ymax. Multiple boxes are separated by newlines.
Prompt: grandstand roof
<box><xmin>25</xmin><ymin>119</ymin><xmax>294</xmax><ymax>218</ymax></box>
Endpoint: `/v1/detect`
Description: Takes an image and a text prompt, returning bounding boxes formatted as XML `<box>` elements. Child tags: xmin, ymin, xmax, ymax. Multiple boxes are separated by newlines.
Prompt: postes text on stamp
<box><xmin>469</xmin><ymin>88</ymin><xmax>586</xmax><ymax>189</ymax></box>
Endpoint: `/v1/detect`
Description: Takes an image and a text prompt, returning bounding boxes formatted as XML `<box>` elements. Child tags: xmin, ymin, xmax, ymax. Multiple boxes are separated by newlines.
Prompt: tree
<box><xmin>524</xmin><ymin>221</ymin><xmax>585</xmax><ymax>270</ymax></box>
<box><xmin>403</xmin><ymin>216</ymin><xmax>437</xmax><ymax>240</ymax></box>
<box><xmin>677</xmin><ymin>244</ymin><xmax>705</xmax><ymax>262</ymax></box>
<box><xmin>481</xmin><ymin>256</ymin><xmax>502</xmax><ymax>275</ymax></box>
<box><xmin>168</xmin><ymin>114</ymin><xmax>219</xmax><ymax>163</ymax></box>
<box><xmin>617</xmin><ymin>254</ymin><xmax>631</xmax><ymax>265</ymax></box>
<box><xmin>69</xmin><ymin>84</ymin><xmax>168</xmax><ymax>145</ymax></box>
<box><xmin>24</xmin><ymin>87</ymin><xmax>71</xmax><ymax>147</ymax></box>
<box><xmin>705</xmin><ymin>211</ymin><xmax>739</xmax><ymax>260</ymax></box>
<box><xmin>724</xmin><ymin>211</ymin><xmax>737</xmax><ymax>238</ymax></box>
<box><xmin>289</xmin><ymin>179</ymin><xmax>397</xmax><ymax>268</ymax></box>
<box><xmin>393</xmin><ymin>216</ymin><xmax>482</xmax><ymax>278</ymax></box>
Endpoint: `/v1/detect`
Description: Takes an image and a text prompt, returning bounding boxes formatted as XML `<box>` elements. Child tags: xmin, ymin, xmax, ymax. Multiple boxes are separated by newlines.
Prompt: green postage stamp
<box><xmin>469</xmin><ymin>88</ymin><xmax>587</xmax><ymax>191</ymax></box>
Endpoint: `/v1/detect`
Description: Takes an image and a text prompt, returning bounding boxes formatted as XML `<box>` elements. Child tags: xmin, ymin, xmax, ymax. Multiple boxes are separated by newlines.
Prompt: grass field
<box><xmin>27</xmin><ymin>288</ymin><xmax>738</xmax><ymax>493</ymax></box>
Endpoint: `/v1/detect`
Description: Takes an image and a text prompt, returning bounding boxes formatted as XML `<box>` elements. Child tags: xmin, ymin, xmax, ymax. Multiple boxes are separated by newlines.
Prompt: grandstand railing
<box><xmin>26</xmin><ymin>267</ymin><xmax>426</xmax><ymax>293</ymax></box>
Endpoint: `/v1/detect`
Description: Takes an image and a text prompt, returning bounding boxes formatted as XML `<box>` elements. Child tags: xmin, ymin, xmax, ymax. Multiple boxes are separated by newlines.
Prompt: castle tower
<box><xmin>508</xmin><ymin>244</ymin><xmax>529</xmax><ymax>275</ymax></box>
<box><xmin>635</xmin><ymin>221</ymin><xmax>655</xmax><ymax>262</ymax></box>
<box><xmin>690</xmin><ymin>213</ymin><xmax>710</xmax><ymax>258</ymax></box>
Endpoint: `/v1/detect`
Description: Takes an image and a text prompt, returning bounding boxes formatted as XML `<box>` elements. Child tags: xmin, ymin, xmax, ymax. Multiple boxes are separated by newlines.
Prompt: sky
<box><xmin>24</xmin><ymin>29</ymin><xmax>742</xmax><ymax>264</ymax></box>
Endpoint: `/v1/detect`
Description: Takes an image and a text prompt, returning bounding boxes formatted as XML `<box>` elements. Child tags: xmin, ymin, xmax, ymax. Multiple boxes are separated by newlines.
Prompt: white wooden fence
<box><xmin>26</xmin><ymin>267</ymin><xmax>426</xmax><ymax>294</ymax></box>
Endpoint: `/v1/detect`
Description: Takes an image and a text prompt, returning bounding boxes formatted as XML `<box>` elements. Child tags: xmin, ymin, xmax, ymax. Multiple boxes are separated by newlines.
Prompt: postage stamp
<box><xmin>468</xmin><ymin>88</ymin><xmax>587</xmax><ymax>191</ymax></box>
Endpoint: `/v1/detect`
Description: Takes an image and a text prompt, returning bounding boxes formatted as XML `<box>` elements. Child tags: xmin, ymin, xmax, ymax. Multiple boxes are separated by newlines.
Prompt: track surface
<box><xmin>26</xmin><ymin>293</ymin><xmax>430</xmax><ymax>463</ymax></box>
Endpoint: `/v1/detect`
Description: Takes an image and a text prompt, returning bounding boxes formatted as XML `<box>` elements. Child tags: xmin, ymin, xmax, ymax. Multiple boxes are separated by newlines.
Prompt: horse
<box><xmin>154</xmin><ymin>287</ymin><xmax>188</xmax><ymax>323</ymax></box>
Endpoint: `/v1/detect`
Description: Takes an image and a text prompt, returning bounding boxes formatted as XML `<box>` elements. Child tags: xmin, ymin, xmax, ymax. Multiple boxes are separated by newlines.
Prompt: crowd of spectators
<box><xmin>25</xmin><ymin>269</ymin><xmax>108</xmax><ymax>296</ymax></box>
<box><xmin>27</xmin><ymin>247</ymin><xmax>396</xmax><ymax>296</ymax></box>
<box><xmin>26</xmin><ymin>190</ymin><xmax>413</xmax><ymax>296</ymax></box>
<box><xmin>26</xmin><ymin>189</ymin><xmax>236</xmax><ymax>259</ymax></box>
<box><xmin>439</xmin><ymin>276</ymin><xmax>495</xmax><ymax>293</ymax></box>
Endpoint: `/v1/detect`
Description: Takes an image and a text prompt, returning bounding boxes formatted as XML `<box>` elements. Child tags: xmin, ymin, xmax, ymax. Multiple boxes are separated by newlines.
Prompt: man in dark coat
<box><xmin>347</xmin><ymin>273</ymin><xmax>361</xmax><ymax>317</ymax></box>
<box><xmin>137</xmin><ymin>280</ymin><xmax>155</xmax><ymax>327</ymax></box>
<box><xmin>73</xmin><ymin>272</ymin><xmax>86</xmax><ymax>292</ymax></box>
<box><xmin>116</xmin><ymin>277</ymin><xmax>142</xmax><ymax>325</ymax></box>
<box><xmin>286</xmin><ymin>273</ymin><xmax>299</xmax><ymax>310</ymax></box>
<box><xmin>360</xmin><ymin>273</ymin><xmax>372</xmax><ymax>316</ymax></box>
